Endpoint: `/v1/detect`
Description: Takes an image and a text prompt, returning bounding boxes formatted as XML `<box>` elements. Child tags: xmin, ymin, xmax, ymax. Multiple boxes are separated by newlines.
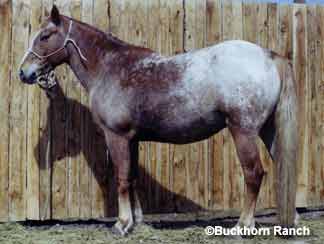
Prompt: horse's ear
<box><xmin>50</xmin><ymin>5</ymin><xmax>60</xmax><ymax>25</ymax></box>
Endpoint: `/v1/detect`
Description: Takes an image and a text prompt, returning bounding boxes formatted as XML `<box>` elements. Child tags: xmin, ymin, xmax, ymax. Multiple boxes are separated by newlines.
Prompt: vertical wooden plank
<box><xmin>243</xmin><ymin>3</ymin><xmax>258</xmax><ymax>43</ymax></box>
<box><xmin>278</xmin><ymin>5</ymin><xmax>293</xmax><ymax>58</ymax></box>
<box><xmin>206</xmin><ymin>0</ymin><xmax>223</xmax><ymax>210</ymax></box>
<box><xmin>91</xmin><ymin>0</ymin><xmax>110</xmax><ymax>218</ymax></box>
<box><xmin>51</xmin><ymin>0</ymin><xmax>69</xmax><ymax>219</ymax></box>
<box><xmin>311</xmin><ymin>5</ymin><xmax>324</xmax><ymax>206</ymax></box>
<box><xmin>79</xmin><ymin>0</ymin><xmax>93</xmax><ymax>220</ymax></box>
<box><xmin>109</xmin><ymin>0</ymin><xmax>131</xmax><ymax>215</ymax></box>
<box><xmin>267</xmin><ymin>2</ymin><xmax>279</xmax><ymax>208</ymax></box>
<box><xmin>166</xmin><ymin>0</ymin><xmax>186</xmax><ymax>212</ymax></box>
<box><xmin>184</xmin><ymin>0</ymin><xmax>206</xmax><ymax>210</ymax></box>
<box><xmin>246</xmin><ymin>2</ymin><xmax>268</xmax><ymax>210</ymax></box>
<box><xmin>220</xmin><ymin>0</ymin><xmax>232</xmax><ymax>210</ymax></box>
<box><xmin>256</xmin><ymin>2</ymin><xmax>272</xmax><ymax>211</ymax></box>
<box><xmin>306</xmin><ymin>4</ymin><xmax>317</xmax><ymax>206</ymax></box>
<box><xmin>293</xmin><ymin>3</ymin><xmax>308</xmax><ymax>207</ymax></box>
<box><xmin>268</xmin><ymin>3</ymin><xmax>280</xmax><ymax>54</ymax></box>
<box><xmin>196</xmin><ymin>0</ymin><xmax>209</xmax><ymax>210</ymax></box>
<box><xmin>26</xmin><ymin>0</ymin><xmax>42</xmax><ymax>220</ymax></box>
<box><xmin>307</xmin><ymin>5</ymin><xmax>322</xmax><ymax>207</ymax></box>
<box><xmin>9</xmin><ymin>0</ymin><xmax>30</xmax><ymax>221</ymax></box>
<box><xmin>318</xmin><ymin>6</ymin><xmax>324</xmax><ymax>204</ymax></box>
<box><xmin>157</xmin><ymin>0</ymin><xmax>168</xmax><ymax>212</ymax></box>
<box><xmin>66</xmin><ymin>0</ymin><xmax>82</xmax><ymax>219</ymax></box>
<box><xmin>140</xmin><ymin>0</ymin><xmax>157</xmax><ymax>212</ymax></box>
<box><xmin>0</xmin><ymin>0</ymin><xmax>11</xmax><ymax>222</ymax></box>
<box><xmin>220</xmin><ymin>0</ymin><xmax>244</xmax><ymax>210</ymax></box>
<box><xmin>39</xmin><ymin>0</ymin><xmax>53</xmax><ymax>221</ymax></box>
<box><xmin>148</xmin><ymin>0</ymin><xmax>173</xmax><ymax>212</ymax></box>
<box><xmin>229</xmin><ymin>0</ymin><xmax>244</xmax><ymax>211</ymax></box>
<box><xmin>93</xmin><ymin>0</ymin><xmax>109</xmax><ymax>31</ymax></box>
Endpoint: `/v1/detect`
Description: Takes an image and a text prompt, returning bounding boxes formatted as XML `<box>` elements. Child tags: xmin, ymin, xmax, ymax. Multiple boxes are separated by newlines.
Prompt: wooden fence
<box><xmin>0</xmin><ymin>0</ymin><xmax>323</xmax><ymax>221</ymax></box>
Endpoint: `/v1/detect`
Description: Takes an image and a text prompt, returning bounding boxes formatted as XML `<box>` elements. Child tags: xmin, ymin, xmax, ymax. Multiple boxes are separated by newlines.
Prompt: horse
<box><xmin>19</xmin><ymin>5</ymin><xmax>298</xmax><ymax>236</ymax></box>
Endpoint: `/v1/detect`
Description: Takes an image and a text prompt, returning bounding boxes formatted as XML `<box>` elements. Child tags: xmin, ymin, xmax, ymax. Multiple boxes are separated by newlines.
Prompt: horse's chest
<box><xmin>90</xmin><ymin>88</ymin><xmax>132</xmax><ymax>134</ymax></box>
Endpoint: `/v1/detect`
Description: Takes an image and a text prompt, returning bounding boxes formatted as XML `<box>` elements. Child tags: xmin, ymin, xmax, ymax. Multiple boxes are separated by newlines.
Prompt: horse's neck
<box><xmin>66</xmin><ymin>19</ymin><xmax>128</xmax><ymax>92</ymax></box>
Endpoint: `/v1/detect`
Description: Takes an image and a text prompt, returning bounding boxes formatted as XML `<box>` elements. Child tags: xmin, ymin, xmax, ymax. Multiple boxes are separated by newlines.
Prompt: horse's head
<box><xmin>18</xmin><ymin>5</ymin><xmax>69</xmax><ymax>88</ymax></box>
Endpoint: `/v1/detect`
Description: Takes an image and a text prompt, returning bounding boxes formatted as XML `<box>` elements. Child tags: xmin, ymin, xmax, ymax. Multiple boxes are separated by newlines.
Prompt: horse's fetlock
<box><xmin>118</xmin><ymin>179</ymin><xmax>130</xmax><ymax>195</ymax></box>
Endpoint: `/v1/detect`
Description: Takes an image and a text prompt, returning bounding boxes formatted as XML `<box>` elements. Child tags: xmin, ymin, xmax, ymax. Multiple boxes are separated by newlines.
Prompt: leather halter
<box><xmin>27</xmin><ymin>20</ymin><xmax>87</xmax><ymax>62</ymax></box>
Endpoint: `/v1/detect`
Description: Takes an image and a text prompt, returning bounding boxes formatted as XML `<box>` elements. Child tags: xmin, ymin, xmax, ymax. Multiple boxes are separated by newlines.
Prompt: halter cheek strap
<box><xmin>27</xmin><ymin>20</ymin><xmax>87</xmax><ymax>62</ymax></box>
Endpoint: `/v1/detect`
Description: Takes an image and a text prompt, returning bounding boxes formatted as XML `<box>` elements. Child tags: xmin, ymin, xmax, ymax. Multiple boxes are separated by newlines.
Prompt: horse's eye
<box><xmin>40</xmin><ymin>34</ymin><xmax>51</xmax><ymax>41</ymax></box>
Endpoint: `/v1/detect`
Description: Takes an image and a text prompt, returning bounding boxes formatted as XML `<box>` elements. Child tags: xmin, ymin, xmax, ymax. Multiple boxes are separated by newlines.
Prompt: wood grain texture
<box><xmin>50</xmin><ymin>0</ymin><xmax>69</xmax><ymax>220</ymax></box>
<box><xmin>318</xmin><ymin>6</ymin><xmax>324</xmax><ymax>204</ymax></box>
<box><xmin>0</xmin><ymin>0</ymin><xmax>11</xmax><ymax>222</ymax></box>
<box><xmin>9</xmin><ymin>0</ymin><xmax>30</xmax><ymax>221</ymax></box>
<box><xmin>166</xmin><ymin>0</ymin><xmax>187</xmax><ymax>213</ymax></box>
<box><xmin>220</xmin><ymin>0</ymin><xmax>232</xmax><ymax>211</ymax></box>
<box><xmin>306</xmin><ymin>5</ymin><xmax>318</xmax><ymax>206</ymax></box>
<box><xmin>267</xmin><ymin>3</ymin><xmax>279</xmax><ymax>208</ymax></box>
<box><xmin>91</xmin><ymin>0</ymin><xmax>110</xmax><ymax>218</ymax></box>
<box><xmin>229</xmin><ymin>1</ymin><xmax>244</xmax><ymax>210</ymax></box>
<box><xmin>314</xmin><ymin>6</ymin><xmax>322</xmax><ymax>207</ymax></box>
<box><xmin>38</xmin><ymin>0</ymin><xmax>53</xmax><ymax>221</ymax></box>
<box><xmin>184</xmin><ymin>0</ymin><xmax>206</xmax><ymax>211</ymax></box>
<box><xmin>293</xmin><ymin>4</ymin><xmax>308</xmax><ymax>207</ymax></box>
<box><xmin>79</xmin><ymin>0</ymin><xmax>93</xmax><ymax>220</ymax></box>
<box><xmin>26</xmin><ymin>0</ymin><xmax>42</xmax><ymax>220</ymax></box>
<box><xmin>66</xmin><ymin>0</ymin><xmax>81</xmax><ymax>218</ymax></box>
<box><xmin>206</xmin><ymin>0</ymin><xmax>223</xmax><ymax>210</ymax></box>
<box><xmin>256</xmin><ymin>2</ymin><xmax>272</xmax><ymax>210</ymax></box>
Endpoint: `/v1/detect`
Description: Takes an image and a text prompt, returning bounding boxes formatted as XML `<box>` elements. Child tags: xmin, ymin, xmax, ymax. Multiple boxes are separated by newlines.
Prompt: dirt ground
<box><xmin>0</xmin><ymin>210</ymin><xmax>323</xmax><ymax>244</ymax></box>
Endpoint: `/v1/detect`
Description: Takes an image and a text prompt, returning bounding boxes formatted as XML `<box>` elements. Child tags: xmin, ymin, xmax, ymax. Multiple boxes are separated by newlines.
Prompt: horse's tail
<box><xmin>273</xmin><ymin>58</ymin><xmax>298</xmax><ymax>227</ymax></box>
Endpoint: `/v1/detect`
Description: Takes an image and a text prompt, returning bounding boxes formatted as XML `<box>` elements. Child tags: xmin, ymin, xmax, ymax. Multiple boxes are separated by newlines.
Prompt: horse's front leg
<box><xmin>104</xmin><ymin>130</ymin><xmax>134</xmax><ymax>236</ymax></box>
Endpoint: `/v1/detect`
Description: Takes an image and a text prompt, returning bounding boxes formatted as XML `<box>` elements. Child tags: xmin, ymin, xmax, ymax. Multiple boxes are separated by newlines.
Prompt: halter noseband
<box><xmin>28</xmin><ymin>20</ymin><xmax>87</xmax><ymax>62</ymax></box>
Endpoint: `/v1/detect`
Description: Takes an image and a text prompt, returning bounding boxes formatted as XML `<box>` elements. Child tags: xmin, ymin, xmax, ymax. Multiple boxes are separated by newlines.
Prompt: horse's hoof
<box><xmin>294</xmin><ymin>211</ymin><xmax>300</xmax><ymax>226</ymax></box>
<box><xmin>235</xmin><ymin>218</ymin><xmax>255</xmax><ymax>229</ymax></box>
<box><xmin>111</xmin><ymin>219</ymin><xmax>134</xmax><ymax>237</ymax></box>
<box><xmin>111</xmin><ymin>222</ymin><xmax>126</xmax><ymax>236</ymax></box>
<box><xmin>134</xmin><ymin>214</ymin><xmax>144</xmax><ymax>224</ymax></box>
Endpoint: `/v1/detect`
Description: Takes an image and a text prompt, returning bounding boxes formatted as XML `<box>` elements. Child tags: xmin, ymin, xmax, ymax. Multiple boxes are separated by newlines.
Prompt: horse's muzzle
<box><xmin>19</xmin><ymin>69</ymin><xmax>37</xmax><ymax>84</ymax></box>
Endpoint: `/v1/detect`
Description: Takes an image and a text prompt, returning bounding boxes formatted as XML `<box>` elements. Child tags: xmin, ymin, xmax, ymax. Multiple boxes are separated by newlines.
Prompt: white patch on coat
<box><xmin>25</xmin><ymin>63</ymin><xmax>40</xmax><ymax>78</ymax></box>
<box><xmin>141</xmin><ymin>40</ymin><xmax>281</xmax><ymax>130</ymax></box>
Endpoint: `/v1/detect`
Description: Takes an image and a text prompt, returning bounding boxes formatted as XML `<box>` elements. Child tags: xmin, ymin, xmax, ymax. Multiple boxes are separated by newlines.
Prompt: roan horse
<box><xmin>19</xmin><ymin>5</ymin><xmax>298</xmax><ymax>236</ymax></box>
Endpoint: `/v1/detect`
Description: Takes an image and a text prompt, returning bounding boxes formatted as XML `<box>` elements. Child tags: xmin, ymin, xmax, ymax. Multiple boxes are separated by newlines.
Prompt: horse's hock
<box><xmin>0</xmin><ymin>0</ymin><xmax>323</xmax><ymax>226</ymax></box>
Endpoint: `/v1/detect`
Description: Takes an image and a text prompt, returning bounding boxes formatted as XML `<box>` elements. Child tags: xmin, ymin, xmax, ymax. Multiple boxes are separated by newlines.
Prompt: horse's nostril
<box><xmin>19</xmin><ymin>70</ymin><xmax>26</xmax><ymax>81</ymax></box>
<box><xmin>30</xmin><ymin>72</ymin><xmax>37</xmax><ymax>80</ymax></box>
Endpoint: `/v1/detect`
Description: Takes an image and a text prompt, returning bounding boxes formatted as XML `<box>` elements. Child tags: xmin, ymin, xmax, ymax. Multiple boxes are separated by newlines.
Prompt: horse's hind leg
<box><xmin>229</xmin><ymin>126</ymin><xmax>265</xmax><ymax>228</ymax></box>
<box><xmin>130</xmin><ymin>141</ymin><xmax>143</xmax><ymax>224</ymax></box>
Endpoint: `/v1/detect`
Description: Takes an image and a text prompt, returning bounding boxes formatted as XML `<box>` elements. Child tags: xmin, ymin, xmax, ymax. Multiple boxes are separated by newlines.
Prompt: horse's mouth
<box><xmin>37</xmin><ymin>69</ymin><xmax>57</xmax><ymax>90</ymax></box>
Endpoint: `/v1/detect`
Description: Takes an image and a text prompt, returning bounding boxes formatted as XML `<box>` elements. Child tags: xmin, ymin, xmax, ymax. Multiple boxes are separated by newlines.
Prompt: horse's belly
<box><xmin>138</xmin><ymin>109</ymin><xmax>226</xmax><ymax>144</ymax></box>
